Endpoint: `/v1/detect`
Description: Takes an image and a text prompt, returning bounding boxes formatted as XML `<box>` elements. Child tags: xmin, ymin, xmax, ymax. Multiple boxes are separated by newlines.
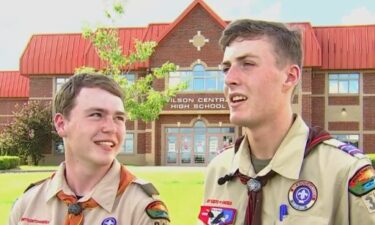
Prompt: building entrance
<box><xmin>165</xmin><ymin>121</ymin><xmax>235</xmax><ymax>166</ymax></box>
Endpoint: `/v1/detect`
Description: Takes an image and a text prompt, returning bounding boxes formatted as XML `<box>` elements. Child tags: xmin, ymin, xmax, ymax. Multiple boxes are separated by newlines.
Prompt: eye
<box><xmin>221</xmin><ymin>66</ymin><xmax>230</xmax><ymax>75</ymax></box>
<box><xmin>89</xmin><ymin>112</ymin><xmax>102</xmax><ymax>118</ymax></box>
<box><xmin>115</xmin><ymin>116</ymin><xmax>126</xmax><ymax>122</ymax></box>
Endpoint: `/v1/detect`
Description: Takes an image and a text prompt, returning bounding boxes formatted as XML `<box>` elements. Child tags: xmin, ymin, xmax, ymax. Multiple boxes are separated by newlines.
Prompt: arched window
<box><xmin>168</xmin><ymin>63</ymin><xmax>224</xmax><ymax>92</ymax></box>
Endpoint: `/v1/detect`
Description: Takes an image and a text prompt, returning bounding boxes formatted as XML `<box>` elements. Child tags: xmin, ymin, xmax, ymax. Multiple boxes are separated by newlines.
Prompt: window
<box><xmin>169</xmin><ymin>64</ymin><xmax>224</xmax><ymax>92</ymax></box>
<box><xmin>56</xmin><ymin>77</ymin><xmax>70</xmax><ymax>92</ymax></box>
<box><xmin>121</xmin><ymin>133</ymin><xmax>134</xmax><ymax>154</ymax></box>
<box><xmin>333</xmin><ymin>134</ymin><xmax>359</xmax><ymax>147</ymax></box>
<box><xmin>55</xmin><ymin>140</ymin><xmax>64</xmax><ymax>154</ymax></box>
<box><xmin>329</xmin><ymin>73</ymin><xmax>359</xmax><ymax>94</ymax></box>
<box><xmin>120</xmin><ymin>73</ymin><xmax>136</xmax><ymax>85</ymax></box>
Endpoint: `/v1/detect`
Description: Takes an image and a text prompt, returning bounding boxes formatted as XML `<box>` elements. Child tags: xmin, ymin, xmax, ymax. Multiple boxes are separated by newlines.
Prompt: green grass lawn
<box><xmin>0</xmin><ymin>166</ymin><xmax>205</xmax><ymax>225</ymax></box>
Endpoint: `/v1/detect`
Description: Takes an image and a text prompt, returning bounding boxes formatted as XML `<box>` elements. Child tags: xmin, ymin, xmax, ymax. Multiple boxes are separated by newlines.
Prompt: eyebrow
<box><xmin>221</xmin><ymin>53</ymin><xmax>260</xmax><ymax>66</ymax></box>
<box><xmin>85</xmin><ymin>108</ymin><xmax>126</xmax><ymax>116</ymax></box>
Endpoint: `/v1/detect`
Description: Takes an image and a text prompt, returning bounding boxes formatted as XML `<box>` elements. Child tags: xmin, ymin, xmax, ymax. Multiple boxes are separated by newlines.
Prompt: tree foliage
<box><xmin>76</xmin><ymin>0</ymin><xmax>187</xmax><ymax>122</ymax></box>
<box><xmin>0</xmin><ymin>101</ymin><xmax>56</xmax><ymax>165</ymax></box>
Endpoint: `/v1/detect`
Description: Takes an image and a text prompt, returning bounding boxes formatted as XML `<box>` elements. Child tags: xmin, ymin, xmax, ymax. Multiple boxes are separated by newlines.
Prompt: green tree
<box><xmin>0</xmin><ymin>101</ymin><xmax>56</xmax><ymax>165</ymax></box>
<box><xmin>77</xmin><ymin>0</ymin><xmax>186</xmax><ymax>122</ymax></box>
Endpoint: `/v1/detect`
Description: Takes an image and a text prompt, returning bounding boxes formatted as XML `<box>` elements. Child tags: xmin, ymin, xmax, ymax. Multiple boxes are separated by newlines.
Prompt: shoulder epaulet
<box><xmin>133</xmin><ymin>178</ymin><xmax>160</xmax><ymax>197</ymax></box>
<box><xmin>24</xmin><ymin>177</ymin><xmax>50</xmax><ymax>193</ymax></box>
<box><xmin>323</xmin><ymin>139</ymin><xmax>365</xmax><ymax>158</ymax></box>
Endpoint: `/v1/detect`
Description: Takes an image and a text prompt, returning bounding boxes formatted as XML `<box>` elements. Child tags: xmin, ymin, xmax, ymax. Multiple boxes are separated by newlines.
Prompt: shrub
<box><xmin>367</xmin><ymin>154</ymin><xmax>375</xmax><ymax>167</ymax></box>
<box><xmin>0</xmin><ymin>156</ymin><xmax>20</xmax><ymax>170</ymax></box>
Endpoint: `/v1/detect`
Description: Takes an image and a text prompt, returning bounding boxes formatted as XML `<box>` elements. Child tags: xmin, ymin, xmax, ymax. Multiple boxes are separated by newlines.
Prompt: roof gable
<box><xmin>156</xmin><ymin>0</ymin><xmax>227</xmax><ymax>44</ymax></box>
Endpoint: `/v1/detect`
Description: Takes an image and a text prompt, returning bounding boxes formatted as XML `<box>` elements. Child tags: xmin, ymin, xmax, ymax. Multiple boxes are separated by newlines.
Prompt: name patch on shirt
<box><xmin>288</xmin><ymin>180</ymin><xmax>318</xmax><ymax>211</ymax></box>
<box><xmin>349</xmin><ymin>165</ymin><xmax>375</xmax><ymax>196</ymax></box>
<box><xmin>198</xmin><ymin>206</ymin><xmax>236</xmax><ymax>225</ymax></box>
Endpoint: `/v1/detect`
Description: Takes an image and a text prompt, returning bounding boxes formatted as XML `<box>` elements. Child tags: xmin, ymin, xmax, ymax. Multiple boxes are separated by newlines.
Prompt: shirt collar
<box><xmin>46</xmin><ymin>160</ymin><xmax>122</xmax><ymax>213</ymax></box>
<box><xmin>230</xmin><ymin>115</ymin><xmax>309</xmax><ymax>180</ymax></box>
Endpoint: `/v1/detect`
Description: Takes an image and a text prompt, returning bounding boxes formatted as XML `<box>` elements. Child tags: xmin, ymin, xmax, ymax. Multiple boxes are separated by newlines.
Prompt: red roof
<box><xmin>0</xmin><ymin>71</ymin><xmax>29</xmax><ymax>98</ymax></box>
<box><xmin>289</xmin><ymin>23</ymin><xmax>322</xmax><ymax>67</ymax></box>
<box><xmin>19</xmin><ymin>0</ymin><xmax>375</xmax><ymax>75</ymax></box>
<box><xmin>20</xmin><ymin>33</ymin><xmax>92</xmax><ymax>75</ymax></box>
<box><xmin>314</xmin><ymin>25</ymin><xmax>375</xmax><ymax>69</ymax></box>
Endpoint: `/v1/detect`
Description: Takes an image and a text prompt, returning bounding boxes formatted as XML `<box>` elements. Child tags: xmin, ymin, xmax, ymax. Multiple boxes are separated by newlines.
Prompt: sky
<box><xmin>0</xmin><ymin>0</ymin><xmax>375</xmax><ymax>70</ymax></box>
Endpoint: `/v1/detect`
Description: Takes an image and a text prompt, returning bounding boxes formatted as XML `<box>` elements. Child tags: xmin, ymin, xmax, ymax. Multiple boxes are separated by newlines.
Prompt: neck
<box><xmin>246</xmin><ymin>111</ymin><xmax>294</xmax><ymax>160</ymax></box>
<box><xmin>64</xmin><ymin>158</ymin><xmax>113</xmax><ymax>196</ymax></box>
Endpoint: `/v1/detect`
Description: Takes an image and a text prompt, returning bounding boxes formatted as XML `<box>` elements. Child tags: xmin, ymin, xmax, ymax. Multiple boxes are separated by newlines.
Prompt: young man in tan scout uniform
<box><xmin>8</xmin><ymin>73</ymin><xmax>170</xmax><ymax>225</ymax></box>
<box><xmin>198</xmin><ymin>19</ymin><xmax>375</xmax><ymax>225</ymax></box>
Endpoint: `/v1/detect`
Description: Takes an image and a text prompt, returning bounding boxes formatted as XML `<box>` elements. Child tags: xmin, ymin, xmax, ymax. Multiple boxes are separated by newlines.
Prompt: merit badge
<box><xmin>101</xmin><ymin>217</ymin><xmax>117</xmax><ymax>225</ymax></box>
<box><xmin>198</xmin><ymin>205</ymin><xmax>236</xmax><ymax>225</ymax></box>
<box><xmin>349</xmin><ymin>165</ymin><xmax>375</xmax><ymax>196</ymax></box>
<box><xmin>145</xmin><ymin>200</ymin><xmax>170</xmax><ymax>221</ymax></box>
<box><xmin>288</xmin><ymin>180</ymin><xmax>318</xmax><ymax>211</ymax></box>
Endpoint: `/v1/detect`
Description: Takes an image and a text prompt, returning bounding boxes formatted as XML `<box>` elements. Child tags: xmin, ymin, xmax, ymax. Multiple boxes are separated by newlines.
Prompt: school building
<box><xmin>0</xmin><ymin>0</ymin><xmax>375</xmax><ymax>166</ymax></box>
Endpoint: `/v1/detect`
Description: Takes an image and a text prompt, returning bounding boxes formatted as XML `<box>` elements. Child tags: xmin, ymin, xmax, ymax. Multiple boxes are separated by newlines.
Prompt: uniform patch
<box><xmin>101</xmin><ymin>217</ymin><xmax>117</xmax><ymax>225</ymax></box>
<box><xmin>145</xmin><ymin>200</ymin><xmax>170</xmax><ymax>221</ymax></box>
<box><xmin>198</xmin><ymin>206</ymin><xmax>236</xmax><ymax>225</ymax></box>
<box><xmin>338</xmin><ymin>144</ymin><xmax>363</xmax><ymax>156</ymax></box>
<box><xmin>288</xmin><ymin>180</ymin><xmax>318</xmax><ymax>211</ymax></box>
<box><xmin>362</xmin><ymin>191</ymin><xmax>375</xmax><ymax>213</ymax></box>
<box><xmin>349</xmin><ymin>165</ymin><xmax>375</xmax><ymax>196</ymax></box>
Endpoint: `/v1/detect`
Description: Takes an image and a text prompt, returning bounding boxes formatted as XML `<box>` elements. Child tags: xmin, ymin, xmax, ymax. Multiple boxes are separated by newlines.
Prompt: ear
<box><xmin>54</xmin><ymin>113</ymin><xmax>67</xmax><ymax>137</ymax></box>
<box><xmin>283</xmin><ymin>64</ymin><xmax>301</xmax><ymax>92</ymax></box>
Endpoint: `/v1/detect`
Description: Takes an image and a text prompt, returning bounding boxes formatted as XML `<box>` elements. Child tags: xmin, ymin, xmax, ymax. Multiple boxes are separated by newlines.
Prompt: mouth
<box><xmin>94</xmin><ymin>140</ymin><xmax>116</xmax><ymax>149</ymax></box>
<box><xmin>229</xmin><ymin>93</ymin><xmax>248</xmax><ymax>104</ymax></box>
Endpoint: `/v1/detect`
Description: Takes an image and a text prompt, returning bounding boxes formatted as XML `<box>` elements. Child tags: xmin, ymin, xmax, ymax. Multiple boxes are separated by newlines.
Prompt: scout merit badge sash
<box><xmin>235</xmin><ymin>126</ymin><xmax>331</xmax><ymax>225</ymax></box>
<box><xmin>56</xmin><ymin>166</ymin><xmax>135</xmax><ymax>225</ymax></box>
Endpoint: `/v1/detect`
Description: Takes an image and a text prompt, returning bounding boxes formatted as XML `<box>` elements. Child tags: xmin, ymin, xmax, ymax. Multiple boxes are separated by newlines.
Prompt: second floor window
<box><xmin>169</xmin><ymin>64</ymin><xmax>224</xmax><ymax>92</ymax></box>
<box><xmin>328</xmin><ymin>73</ymin><xmax>359</xmax><ymax>94</ymax></box>
<box><xmin>56</xmin><ymin>77</ymin><xmax>70</xmax><ymax>92</ymax></box>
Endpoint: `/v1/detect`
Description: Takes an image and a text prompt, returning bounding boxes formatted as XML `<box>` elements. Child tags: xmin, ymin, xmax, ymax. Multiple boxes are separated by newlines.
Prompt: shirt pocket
<box><xmin>274</xmin><ymin>215</ymin><xmax>329</xmax><ymax>225</ymax></box>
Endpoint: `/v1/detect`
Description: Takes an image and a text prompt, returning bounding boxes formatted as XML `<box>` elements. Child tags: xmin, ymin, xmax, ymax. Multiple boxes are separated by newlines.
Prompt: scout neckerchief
<box><xmin>56</xmin><ymin>165</ymin><xmax>135</xmax><ymax>225</ymax></box>
<box><xmin>234</xmin><ymin>126</ymin><xmax>331</xmax><ymax>225</ymax></box>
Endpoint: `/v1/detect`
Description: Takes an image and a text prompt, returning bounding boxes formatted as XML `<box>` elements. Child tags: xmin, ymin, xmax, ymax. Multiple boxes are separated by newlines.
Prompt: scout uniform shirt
<box><xmin>8</xmin><ymin>160</ymin><xmax>170</xmax><ymax>225</ymax></box>
<box><xmin>199</xmin><ymin>115</ymin><xmax>375</xmax><ymax>225</ymax></box>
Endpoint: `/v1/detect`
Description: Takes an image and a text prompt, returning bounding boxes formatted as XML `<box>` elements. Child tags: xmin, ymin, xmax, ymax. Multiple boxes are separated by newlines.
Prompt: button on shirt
<box><xmin>9</xmin><ymin>160</ymin><xmax>169</xmax><ymax>225</ymax></box>
<box><xmin>199</xmin><ymin>115</ymin><xmax>375</xmax><ymax>225</ymax></box>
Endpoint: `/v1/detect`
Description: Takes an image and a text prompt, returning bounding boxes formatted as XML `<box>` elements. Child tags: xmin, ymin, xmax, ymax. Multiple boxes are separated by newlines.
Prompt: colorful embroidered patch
<box><xmin>349</xmin><ymin>165</ymin><xmax>375</xmax><ymax>196</ymax></box>
<box><xmin>198</xmin><ymin>205</ymin><xmax>236</xmax><ymax>225</ymax></box>
<box><xmin>288</xmin><ymin>180</ymin><xmax>318</xmax><ymax>211</ymax></box>
<box><xmin>101</xmin><ymin>217</ymin><xmax>117</xmax><ymax>225</ymax></box>
<box><xmin>338</xmin><ymin>144</ymin><xmax>363</xmax><ymax>156</ymax></box>
<box><xmin>145</xmin><ymin>200</ymin><xmax>170</xmax><ymax>221</ymax></box>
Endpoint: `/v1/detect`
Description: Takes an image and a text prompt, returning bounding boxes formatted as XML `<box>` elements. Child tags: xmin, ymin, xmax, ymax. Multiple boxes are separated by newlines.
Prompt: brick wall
<box><xmin>302</xmin><ymin>95</ymin><xmax>312</xmax><ymax>126</ymax></box>
<box><xmin>312</xmin><ymin>97</ymin><xmax>325</xmax><ymax>128</ymax></box>
<box><xmin>328</xmin><ymin>96</ymin><xmax>359</xmax><ymax>105</ymax></box>
<box><xmin>364</xmin><ymin>96</ymin><xmax>375</xmax><ymax>130</ymax></box>
<box><xmin>363</xmin><ymin>134</ymin><xmax>375</xmax><ymax>154</ymax></box>
<box><xmin>137</xmin><ymin>133</ymin><xmax>146</xmax><ymax>154</ymax></box>
<box><xmin>150</xmin><ymin>5</ymin><xmax>223</xmax><ymax>68</ymax></box>
<box><xmin>328</xmin><ymin>122</ymin><xmax>359</xmax><ymax>131</ymax></box>
<box><xmin>312</xmin><ymin>72</ymin><xmax>325</xmax><ymax>95</ymax></box>
<box><xmin>0</xmin><ymin>99</ymin><xmax>28</xmax><ymax>115</ymax></box>
<box><xmin>363</xmin><ymin>72</ymin><xmax>375</xmax><ymax>94</ymax></box>
<box><xmin>30</xmin><ymin>77</ymin><xmax>53</xmax><ymax>98</ymax></box>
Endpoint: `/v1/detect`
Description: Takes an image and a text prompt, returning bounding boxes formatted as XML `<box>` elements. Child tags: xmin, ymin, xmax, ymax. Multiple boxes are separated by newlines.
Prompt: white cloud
<box><xmin>341</xmin><ymin>7</ymin><xmax>375</xmax><ymax>25</ymax></box>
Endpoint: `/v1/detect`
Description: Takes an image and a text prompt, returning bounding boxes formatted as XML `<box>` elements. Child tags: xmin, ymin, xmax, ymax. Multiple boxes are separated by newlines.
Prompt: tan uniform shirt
<box><xmin>8</xmin><ymin>160</ymin><xmax>169</xmax><ymax>225</ymax></box>
<box><xmin>199</xmin><ymin>115</ymin><xmax>375</xmax><ymax>225</ymax></box>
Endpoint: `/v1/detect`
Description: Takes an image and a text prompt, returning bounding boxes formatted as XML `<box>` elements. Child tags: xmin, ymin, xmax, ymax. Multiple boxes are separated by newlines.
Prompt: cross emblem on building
<box><xmin>189</xmin><ymin>31</ymin><xmax>209</xmax><ymax>51</ymax></box>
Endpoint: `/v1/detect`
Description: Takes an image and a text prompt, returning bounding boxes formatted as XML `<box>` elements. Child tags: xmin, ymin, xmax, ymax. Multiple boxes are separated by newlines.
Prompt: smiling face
<box><xmin>222</xmin><ymin>37</ymin><xmax>292</xmax><ymax>129</ymax></box>
<box><xmin>54</xmin><ymin>87</ymin><xmax>126</xmax><ymax>168</ymax></box>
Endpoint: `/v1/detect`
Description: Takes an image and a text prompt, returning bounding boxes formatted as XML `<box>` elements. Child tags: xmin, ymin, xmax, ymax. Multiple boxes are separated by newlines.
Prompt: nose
<box><xmin>224</xmin><ymin>66</ymin><xmax>240</xmax><ymax>87</ymax></box>
<box><xmin>101</xmin><ymin>117</ymin><xmax>117</xmax><ymax>133</ymax></box>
